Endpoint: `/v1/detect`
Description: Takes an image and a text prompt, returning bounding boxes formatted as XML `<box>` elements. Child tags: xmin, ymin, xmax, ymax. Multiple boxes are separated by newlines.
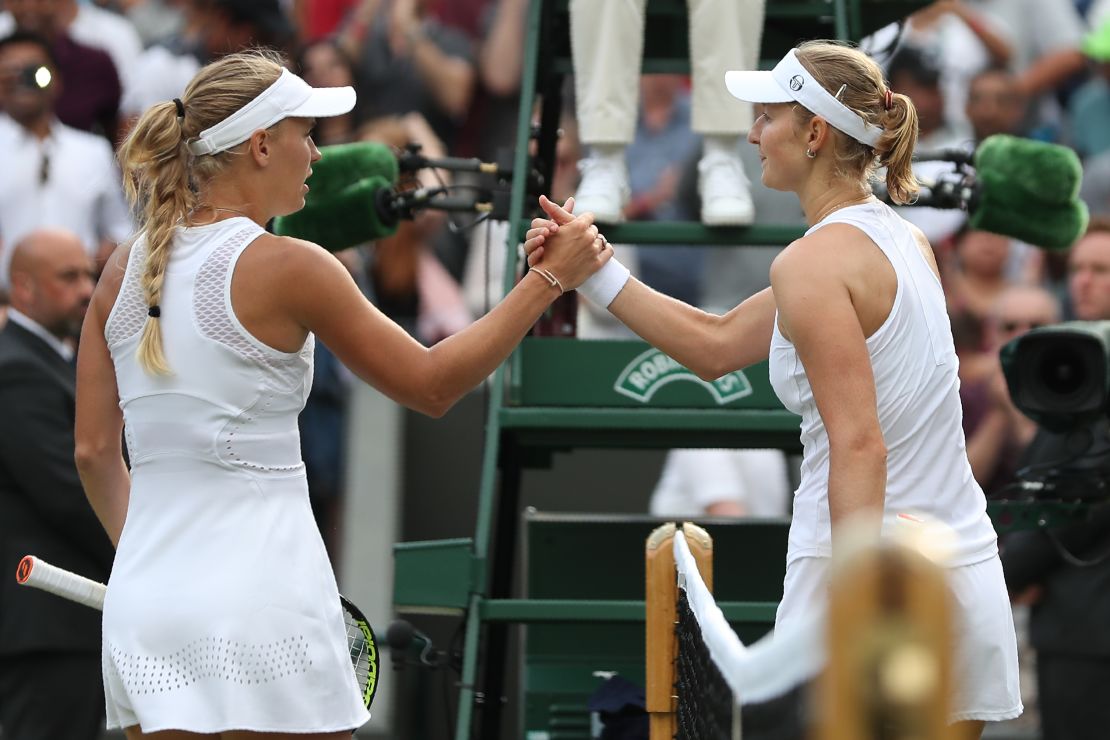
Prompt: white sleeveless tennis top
<box><xmin>768</xmin><ymin>201</ymin><xmax>998</xmax><ymax>568</ymax></box>
<box><xmin>100</xmin><ymin>217</ymin><xmax>369</xmax><ymax>733</ymax></box>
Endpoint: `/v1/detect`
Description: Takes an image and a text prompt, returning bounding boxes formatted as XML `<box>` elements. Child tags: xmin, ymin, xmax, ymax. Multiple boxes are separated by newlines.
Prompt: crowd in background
<box><xmin>4</xmin><ymin>0</ymin><xmax>1110</xmax><ymax>736</ymax></box>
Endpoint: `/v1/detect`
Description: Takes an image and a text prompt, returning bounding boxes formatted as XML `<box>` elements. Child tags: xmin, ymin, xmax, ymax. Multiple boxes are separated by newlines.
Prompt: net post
<box><xmin>646</xmin><ymin>523</ymin><xmax>677</xmax><ymax>740</ymax></box>
<box><xmin>816</xmin><ymin>539</ymin><xmax>956</xmax><ymax>740</ymax></box>
<box><xmin>680</xmin><ymin>522</ymin><xmax>713</xmax><ymax>591</ymax></box>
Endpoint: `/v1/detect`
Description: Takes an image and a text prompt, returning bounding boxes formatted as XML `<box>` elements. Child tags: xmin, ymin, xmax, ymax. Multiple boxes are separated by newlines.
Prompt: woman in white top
<box><xmin>526</xmin><ymin>40</ymin><xmax>1021</xmax><ymax>734</ymax></box>
<box><xmin>73</xmin><ymin>50</ymin><xmax>610</xmax><ymax>739</ymax></box>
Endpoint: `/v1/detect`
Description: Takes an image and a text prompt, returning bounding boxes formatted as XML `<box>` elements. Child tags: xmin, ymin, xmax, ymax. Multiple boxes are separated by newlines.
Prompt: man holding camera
<box><xmin>1001</xmin><ymin>217</ymin><xmax>1110</xmax><ymax>740</ymax></box>
<box><xmin>0</xmin><ymin>31</ymin><xmax>132</xmax><ymax>291</ymax></box>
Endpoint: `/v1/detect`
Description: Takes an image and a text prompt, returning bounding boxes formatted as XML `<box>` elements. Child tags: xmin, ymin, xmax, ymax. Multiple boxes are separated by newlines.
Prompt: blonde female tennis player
<box><xmin>73</xmin><ymin>50</ymin><xmax>609</xmax><ymax>739</ymax></box>
<box><xmin>525</xmin><ymin>40</ymin><xmax>1021</xmax><ymax>737</ymax></box>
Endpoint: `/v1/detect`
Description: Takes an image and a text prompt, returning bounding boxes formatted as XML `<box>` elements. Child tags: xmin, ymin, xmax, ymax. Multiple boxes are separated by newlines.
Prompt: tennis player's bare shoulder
<box><xmin>243</xmin><ymin>232</ymin><xmax>361</xmax><ymax>304</ymax></box>
<box><xmin>242</xmin><ymin>232</ymin><xmax>336</xmax><ymax>276</ymax></box>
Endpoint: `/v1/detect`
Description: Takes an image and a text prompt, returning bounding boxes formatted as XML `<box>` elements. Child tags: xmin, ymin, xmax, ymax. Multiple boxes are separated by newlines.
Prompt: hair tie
<box><xmin>147</xmin><ymin>305</ymin><xmax>161</xmax><ymax>318</ymax></box>
<box><xmin>884</xmin><ymin>89</ymin><xmax>893</xmax><ymax>111</ymax></box>
<box><xmin>173</xmin><ymin>98</ymin><xmax>185</xmax><ymax>120</ymax></box>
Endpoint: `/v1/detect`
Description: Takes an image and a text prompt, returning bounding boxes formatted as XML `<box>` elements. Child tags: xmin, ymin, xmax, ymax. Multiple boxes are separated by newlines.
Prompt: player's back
<box><xmin>105</xmin><ymin>216</ymin><xmax>314</xmax><ymax>475</ymax></box>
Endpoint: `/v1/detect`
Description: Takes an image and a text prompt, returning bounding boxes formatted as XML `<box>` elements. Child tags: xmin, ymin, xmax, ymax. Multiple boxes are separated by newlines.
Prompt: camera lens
<box><xmin>1038</xmin><ymin>346</ymin><xmax>1087</xmax><ymax>397</ymax></box>
<box><xmin>16</xmin><ymin>65</ymin><xmax>51</xmax><ymax>91</ymax></box>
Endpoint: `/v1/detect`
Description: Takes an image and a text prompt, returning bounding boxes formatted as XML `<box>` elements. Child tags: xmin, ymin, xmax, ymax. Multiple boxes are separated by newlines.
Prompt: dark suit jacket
<box><xmin>0</xmin><ymin>320</ymin><xmax>114</xmax><ymax>657</ymax></box>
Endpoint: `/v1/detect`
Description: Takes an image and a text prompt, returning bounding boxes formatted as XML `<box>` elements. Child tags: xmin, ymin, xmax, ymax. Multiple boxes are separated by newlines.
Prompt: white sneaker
<box><xmin>574</xmin><ymin>154</ymin><xmax>630</xmax><ymax>223</ymax></box>
<box><xmin>698</xmin><ymin>149</ymin><xmax>755</xmax><ymax>226</ymax></box>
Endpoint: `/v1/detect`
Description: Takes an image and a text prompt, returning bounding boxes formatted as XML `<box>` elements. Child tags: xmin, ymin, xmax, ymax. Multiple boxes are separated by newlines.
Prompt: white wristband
<box><xmin>576</xmin><ymin>257</ymin><xmax>630</xmax><ymax>308</ymax></box>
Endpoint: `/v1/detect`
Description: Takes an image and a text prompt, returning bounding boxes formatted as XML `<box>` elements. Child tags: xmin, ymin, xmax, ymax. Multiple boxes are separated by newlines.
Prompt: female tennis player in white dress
<box><xmin>524</xmin><ymin>41</ymin><xmax>1022</xmax><ymax>738</ymax></box>
<box><xmin>74</xmin><ymin>51</ymin><xmax>611</xmax><ymax>739</ymax></box>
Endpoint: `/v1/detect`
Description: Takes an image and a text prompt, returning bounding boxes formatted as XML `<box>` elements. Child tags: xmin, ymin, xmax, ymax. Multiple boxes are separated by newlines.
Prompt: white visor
<box><xmin>725</xmin><ymin>49</ymin><xmax>883</xmax><ymax>148</ymax></box>
<box><xmin>187</xmin><ymin>68</ymin><xmax>355</xmax><ymax>156</ymax></box>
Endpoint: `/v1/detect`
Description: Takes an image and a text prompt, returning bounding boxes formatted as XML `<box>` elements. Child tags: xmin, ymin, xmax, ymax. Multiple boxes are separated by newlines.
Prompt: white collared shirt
<box><xmin>6</xmin><ymin>308</ymin><xmax>74</xmax><ymax>362</ymax></box>
<box><xmin>0</xmin><ymin>114</ymin><xmax>134</xmax><ymax>288</ymax></box>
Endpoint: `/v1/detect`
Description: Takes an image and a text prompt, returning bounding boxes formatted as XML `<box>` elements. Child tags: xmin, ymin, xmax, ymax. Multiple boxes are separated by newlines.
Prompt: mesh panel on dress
<box><xmin>193</xmin><ymin>227</ymin><xmax>310</xmax><ymax>392</ymax></box>
<box><xmin>106</xmin><ymin>242</ymin><xmax>150</xmax><ymax>348</ymax></box>
<box><xmin>106</xmin><ymin>635</ymin><xmax>313</xmax><ymax>697</ymax></box>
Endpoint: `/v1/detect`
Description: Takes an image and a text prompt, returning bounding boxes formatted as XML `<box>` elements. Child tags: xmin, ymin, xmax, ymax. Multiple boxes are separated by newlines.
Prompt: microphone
<box><xmin>891</xmin><ymin>135</ymin><xmax>1088</xmax><ymax>251</ymax></box>
<box><xmin>396</xmin><ymin>142</ymin><xmax>509</xmax><ymax>180</ymax></box>
<box><xmin>911</xmin><ymin>147</ymin><xmax>974</xmax><ymax>167</ymax></box>
<box><xmin>385</xmin><ymin>619</ymin><xmax>443</xmax><ymax>668</ymax></box>
<box><xmin>969</xmin><ymin>135</ymin><xmax>1087</xmax><ymax>251</ymax></box>
<box><xmin>272</xmin><ymin>142</ymin><xmax>494</xmax><ymax>250</ymax></box>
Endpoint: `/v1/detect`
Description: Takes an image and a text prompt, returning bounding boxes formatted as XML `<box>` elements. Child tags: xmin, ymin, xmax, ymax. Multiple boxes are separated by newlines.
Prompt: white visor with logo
<box><xmin>725</xmin><ymin>49</ymin><xmax>883</xmax><ymax>148</ymax></box>
<box><xmin>187</xmin><ymin>68</ymin><xmax>356</xmax><ymax>156</ymax></box>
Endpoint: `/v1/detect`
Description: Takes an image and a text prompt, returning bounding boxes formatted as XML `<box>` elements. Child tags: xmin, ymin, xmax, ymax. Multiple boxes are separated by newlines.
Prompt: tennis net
<box><xmin>671</xmin><ymin>528</ymin><xmax>825</xmax><ymax>740</ymax></box>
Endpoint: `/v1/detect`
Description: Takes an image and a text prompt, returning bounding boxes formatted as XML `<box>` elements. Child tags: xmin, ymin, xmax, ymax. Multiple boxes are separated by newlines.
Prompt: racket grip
<box><xmin>16</xmin><ymin>555</ymin><xmax>106</xmax><ymax>611</ymax></box>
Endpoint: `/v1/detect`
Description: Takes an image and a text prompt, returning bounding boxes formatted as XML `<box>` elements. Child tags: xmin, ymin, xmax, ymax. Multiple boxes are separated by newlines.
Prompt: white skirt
<box><xmin>775</xmin><ymin>554</ymin><xmax>1023</xmax><ymax>723</ymax></box>
<box><xmin>101</xmin><ymin>463</ymin><xmax>370</xmax><ymax>733</ymax></box>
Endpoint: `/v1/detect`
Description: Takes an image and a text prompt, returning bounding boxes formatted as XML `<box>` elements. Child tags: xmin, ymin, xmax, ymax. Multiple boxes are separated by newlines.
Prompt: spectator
<box><xmin>121</xmin><ymin>0</ymin><xmax>189</xmax><ymax>48</ymax></box>
<box><xmin>965</xmin><ymin>65</ymin><xmax>1029</xmax><ymax>143</ymax></box>
<box><xmin>624</xmin><ymin>75</ymin><xmax>704</xmax><ymax>305</ymax></box>
<box><xmin>121</xmin><ymin>0</ymin><xmax>295</xmax><ymax>122</ymax></box>
<box><xmin>293</xmin><ymin>0</ymin><xmax>358</xmax><ymax>42</ymax></box>
<box><xmin>360</xmin><ymin>115</ymin><xmax>472</xmax><ymax>343</ymax></box>
<box><xmin>979</xmin><ymin>0</ymin><xmax>1087</xmax><ymax>140</ymax></box>
<box><xmin>338</xmin><ymin>0</ymin><xmax>476</xmax><ymax>150</ymax></box>
<box><xmin>1068</xmin><ymin>16</ymin><xmax>1110</xmax><ymax>160</ymax></box>
<box><xmin>0</xmin><ymin>228</ymin><xmax>110</xmax><ymax>740</ymax></box>
<box><xmin>962</xmin><ymin>284</ymin><xmax>1060</xmax><ymax>496</ymax></box>
<box><xmin>1080</xmin><ymin>148</ymin><xmax>1110</xmax><ymax>216</ymax></box>
<box><xmin>0</xmin><ymin>5</ymin><xmax>121</xmax><ymax>139</ymax></box>
<box><xmin>0</xmin><ymin>0</ymin><xmax>143</xmax><ymax>106</ymax></box>
<box><xmin>0</xmin><ymin>31</ymin><xmax>133</xmax><ymax>287</ymax></box>
<box><xmin>293</xmin><ymin>37</ymin><xmax>366</xmax><ymax>145</ymax></box>
<box><xmin>942</xmin><ymin>228</ymin><xmax>1014</xmax><ymax>364</ymax></box>
<box><xmin>1000</xmin><ymin>218</ymin><xmax>1110</xmax><ymax>740</ymax></box>
<box><xmin>467</xmin><ymin>0</ymin><xmax>524</xmax><ymax>162</ymax></box>
<box><xmin>866</xmin><ymin>0</ymin><xmax>1012</xmax><ymax>136</ymax></box>
<box><xmin>887</xmin><ymin>44</ymin><xmax>966</xmax><ymax>149</ymax></box>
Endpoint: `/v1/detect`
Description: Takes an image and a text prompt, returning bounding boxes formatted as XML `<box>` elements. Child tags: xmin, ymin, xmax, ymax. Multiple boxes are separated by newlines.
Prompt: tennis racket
<box><xmin>15</xmin><ymin>555</ymin><xmax>380</xmax><ymax>709</ymax></box>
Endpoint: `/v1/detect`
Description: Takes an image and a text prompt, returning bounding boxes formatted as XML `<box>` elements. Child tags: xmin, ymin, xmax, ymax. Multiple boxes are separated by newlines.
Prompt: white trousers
<box><xmin>570</xmin><ymin>0</ymin><xmax>766</xmax><ymax>143</ymax></box>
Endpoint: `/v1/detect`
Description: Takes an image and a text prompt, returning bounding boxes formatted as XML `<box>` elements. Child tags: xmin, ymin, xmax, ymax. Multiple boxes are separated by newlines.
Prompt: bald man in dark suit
<box><xmin>0</xmin><ymin>228</ymin><xmax>112</xmax><ymax>740</ymax></box>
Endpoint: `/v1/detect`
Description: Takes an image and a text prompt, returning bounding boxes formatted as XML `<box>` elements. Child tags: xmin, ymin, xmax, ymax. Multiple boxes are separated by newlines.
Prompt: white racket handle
<box><xmin>16</xmin><ymin>555</ymin><xmax>106</xmax><ymax>611</ymax></box>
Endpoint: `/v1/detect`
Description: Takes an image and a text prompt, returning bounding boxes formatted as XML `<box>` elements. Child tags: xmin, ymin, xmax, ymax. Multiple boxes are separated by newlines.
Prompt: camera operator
<box><xmin>1000</xmin><ymin>217</ymin><xmax>1110</xmax><ymax>740</ymax></box>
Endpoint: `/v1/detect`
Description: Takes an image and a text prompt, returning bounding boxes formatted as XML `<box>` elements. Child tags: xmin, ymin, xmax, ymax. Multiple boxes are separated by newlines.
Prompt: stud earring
<box><xmin>805</xmin><ymin>148</ymin><xmax>817</xmax><ymax>159</ymax></box>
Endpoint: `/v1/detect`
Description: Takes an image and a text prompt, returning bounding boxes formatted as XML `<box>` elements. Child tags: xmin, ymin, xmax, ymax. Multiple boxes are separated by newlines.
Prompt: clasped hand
<box><xmin>524</xmin><ymin>195</ymin><xmax>612</xmax><ymax>290</ymax></box>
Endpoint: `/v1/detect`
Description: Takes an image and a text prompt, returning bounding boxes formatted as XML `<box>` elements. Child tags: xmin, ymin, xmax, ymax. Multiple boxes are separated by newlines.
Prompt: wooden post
<box><xmin>646</xmin><ymin>523</ymin><xmax>677</xmax><ymax>740</ymax></box>
<box><xmin>681</xmin><ymin>522</ymin><xmax>713</xmax><ymax>592</ymax></box>
<box><xmin>646</xmin><ymin>522</ymin><xmax>715</xmax><ymax>740</ymax></box>
<box><xmin>817</xmin><ymin>541</ymin><xmax>956</xmax><ymax>740</ymax></box>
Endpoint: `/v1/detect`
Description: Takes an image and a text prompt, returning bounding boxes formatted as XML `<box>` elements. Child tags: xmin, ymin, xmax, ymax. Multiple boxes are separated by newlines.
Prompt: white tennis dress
<box><xmin>101</xmin><ymin>217</ymin><xmax>370</xmax><ymax>733</ymax></box>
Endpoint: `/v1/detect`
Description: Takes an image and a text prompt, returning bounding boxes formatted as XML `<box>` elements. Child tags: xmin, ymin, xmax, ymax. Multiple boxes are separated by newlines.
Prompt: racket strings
<box><xmin>343</xmin><ymin>604</ymin><xmax>378</xmax><ymax>707</ymax></box>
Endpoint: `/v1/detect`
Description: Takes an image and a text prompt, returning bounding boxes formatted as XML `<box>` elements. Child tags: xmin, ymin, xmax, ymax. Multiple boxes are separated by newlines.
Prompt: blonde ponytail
<box><xmin>793</xmin><ymin>41</ymin><xmax>922</xmax><ymax>202</ymax></box>
<box><xmin>118</xmin><ymin>100</ymin><xmax>192</xmax><ymax>374</ymax></box>
<box><xmin>877</xmin><ymin>92</ymin><xmax>920</xmax><ymax>205</ymax></box>
<box><xmin>117</xmin><ymin>49</ymin><xmax>285</xmax><ymax>374</ymax></box>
